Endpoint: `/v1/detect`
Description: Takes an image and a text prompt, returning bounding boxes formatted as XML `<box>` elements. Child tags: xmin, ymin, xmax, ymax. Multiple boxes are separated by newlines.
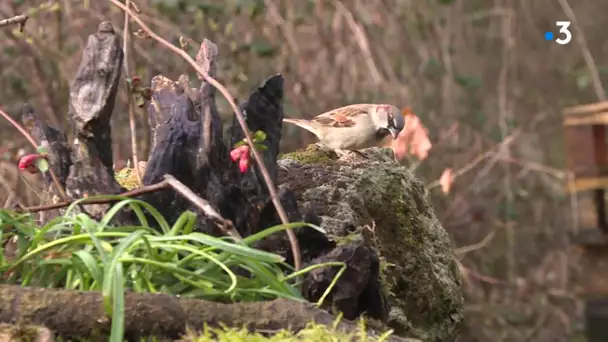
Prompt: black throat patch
<box><xmin>375</xmin><ymin>128</ymin><xmax>390</xmax><ymax>141</ymax></box>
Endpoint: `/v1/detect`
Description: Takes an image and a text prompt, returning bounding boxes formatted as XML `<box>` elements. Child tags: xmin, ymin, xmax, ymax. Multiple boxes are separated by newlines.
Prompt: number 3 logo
<box><xmin>556</xmin><ymin>21</ymin><xmax>572</xmax><ymax>45</ymax></box>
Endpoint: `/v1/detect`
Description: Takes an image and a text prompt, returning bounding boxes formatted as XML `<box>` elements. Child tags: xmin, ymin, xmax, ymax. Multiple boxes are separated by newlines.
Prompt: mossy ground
<box><xmin>181</xmin><ymin>319</ymin><xmax>402</xmax><ymax>342</ymax></box>
<box><xmin>46</xmin><ymin>319</ymin><xmax>408</xmax><ymax>341</ymax></box>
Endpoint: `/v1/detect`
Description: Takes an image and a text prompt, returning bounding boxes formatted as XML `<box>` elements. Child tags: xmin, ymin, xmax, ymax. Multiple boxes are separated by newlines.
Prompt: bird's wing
<box><xmin>311</xmin><ymin>104</ymin><xmax>372</xmax><ymax>128</ymax></box>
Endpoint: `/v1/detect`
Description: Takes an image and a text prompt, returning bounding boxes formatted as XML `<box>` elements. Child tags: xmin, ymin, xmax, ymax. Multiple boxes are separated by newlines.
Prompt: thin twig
<box><xmin>557</xmin><ymin>0</ymin><xmax>605</xmax><ymax>101</ymax></box>
<box><xmin>18</xmin><ymin>174</ymin><xmax>242</xmax><ymax>241</ymax></box>
<box><xmin>334</xmin><ymin>1</ymin><xmax>383</xmax><ymax>85</ymax></box>
<box><xmin>122</xmin><ymin>0</ymin><xmax>142</xmax><ymax>186</ymax></box>
<box><xmin>108</xmin><ymin>0</ymin><xmax>301</xmax><ymax>270</ymax></box>
<box><xmin>454</xmin><ymin>230</ymin><xmax>496</xmax><ymax>256</ymax></box>
<box><xmin>426</xmin><ymin>133</ymin><xmax>517</xmax><ymax>190</ymax></box>
<box><xmin>426</xmin><ymin>112</ymin><xmax>545</xmax><ymax>190</ymax></box>
<box><xmin>497</xmin><ymin>5</ymin><xmax>515</xmax><ymax>284</ymax></box>
<box><xmin>263</xmin><ymin>0</ymin><xmax>299</xmax><ymax>54</ymax></box>
<box><xmin>19</xmin><ymin>180</ymin><xmax>169</xmax><ymax>213</ymax></box>
<box><xmin>0</xmin><ymin>107</ymin><xmax>67</xmax><ymax>201</ymax></box>
<box><xmin>0</xmin><ymin>14</ymin><xmax>28</xmax><ymax>31</ymax></box>
<box><xmin>457</xmin><ymin>260</ymin><xmax>505</xmax><ymax>286</ymax></box>
<box><xmin>163</xmin><ymin>175</ymin><xmax>242</xmax><ymax>241</ymax></box>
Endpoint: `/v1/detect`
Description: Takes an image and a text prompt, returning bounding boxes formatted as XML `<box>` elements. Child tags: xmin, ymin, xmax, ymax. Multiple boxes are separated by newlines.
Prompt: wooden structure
<box><xmin>563</xmin><ymin>101</ymin><xmax>608</xmax><ymax>231</ymax></box>
<box><xmin>563</xmin><ymin>101</ymin><xmax>608</xmax><ymax>342</ymax></box>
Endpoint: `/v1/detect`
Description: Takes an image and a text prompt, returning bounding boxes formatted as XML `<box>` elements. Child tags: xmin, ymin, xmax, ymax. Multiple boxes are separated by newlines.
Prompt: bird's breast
<box><xmin>320</xmin><ymin>126</ymin><xmax>379</xmax><ymax>150</ymax></box>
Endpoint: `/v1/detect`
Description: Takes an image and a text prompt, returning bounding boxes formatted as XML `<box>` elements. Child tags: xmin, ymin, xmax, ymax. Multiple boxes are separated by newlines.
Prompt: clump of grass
<box><xmin>0</xmin><ymin>196</ymin><xmax>347</xmax><ymax>342</ymax></box>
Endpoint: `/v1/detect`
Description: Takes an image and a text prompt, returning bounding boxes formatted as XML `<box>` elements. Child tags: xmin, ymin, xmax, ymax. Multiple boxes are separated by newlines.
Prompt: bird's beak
<box><xmin>389</xmin><ymin>127</ymin><xmax>400</xmax><ymax>140</ymax></box>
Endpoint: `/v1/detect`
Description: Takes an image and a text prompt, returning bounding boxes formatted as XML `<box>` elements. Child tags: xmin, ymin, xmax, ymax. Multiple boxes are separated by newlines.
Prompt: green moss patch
<box><xmin>180</xmin><ymin>319</ymin><xmax>412</xmax><ymax>342</ymax></box>
<box><xmin>279</xmin><ymin>144</ymin><xmax>336</xmax><ymax>165</ymax></box>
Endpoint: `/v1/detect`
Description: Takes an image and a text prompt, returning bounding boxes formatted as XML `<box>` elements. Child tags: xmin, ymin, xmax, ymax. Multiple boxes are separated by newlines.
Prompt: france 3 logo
<box><xmin>544</xmin><ymin>21</ymin><xmax>572</xmax><ymax>45</ymax></box>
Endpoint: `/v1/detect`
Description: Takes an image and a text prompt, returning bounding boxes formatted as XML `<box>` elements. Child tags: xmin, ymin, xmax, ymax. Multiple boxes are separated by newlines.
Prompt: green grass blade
<box><xmin>241</xmin><ymin>222</ymin><xmax>325</xmax><ymax>245</ymax></box>
<box><xmin>109</xmin><ymin>262</ymin><xmax>125</xmax><ymax>342</ymax></box>
<box><xmin>150</xmin><ymin>233</ymin><xmax>284</xmax><ymax>263</ymax></box>
<box><xmin>73</xmin><ymin>250</ymin><xmax>103</xmax><ymax>287</ymax></box>
<box><xmin>103</xmin><ymin>230</ymin><xmax>145</xmax><ymax>315</ymax></box>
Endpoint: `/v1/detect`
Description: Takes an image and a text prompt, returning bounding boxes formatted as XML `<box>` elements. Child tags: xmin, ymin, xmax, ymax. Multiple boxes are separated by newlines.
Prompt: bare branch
<box><xmin>164</xmin><ymin>175</ymin><xmax>242</xmax><ymax>241</ymax></box>
<box><xmin>0</xmin><ymin>14</ymin><xmax>28</xmax><ymax>31</ymax></box>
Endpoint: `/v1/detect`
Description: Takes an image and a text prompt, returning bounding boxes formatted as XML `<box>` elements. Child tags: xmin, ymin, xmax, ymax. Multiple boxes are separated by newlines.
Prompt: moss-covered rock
<box><xmin>278</xmin><ymin>147</ymin><xmax>464</xmax><ymax>342</ymax></box>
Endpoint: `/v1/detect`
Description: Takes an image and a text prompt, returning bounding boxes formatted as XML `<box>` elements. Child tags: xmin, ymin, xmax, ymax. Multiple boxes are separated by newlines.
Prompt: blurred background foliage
<box><xmin>2</xmin><ymin>0</ymin><xmax>608</xmax><ymax>341</ymax></box>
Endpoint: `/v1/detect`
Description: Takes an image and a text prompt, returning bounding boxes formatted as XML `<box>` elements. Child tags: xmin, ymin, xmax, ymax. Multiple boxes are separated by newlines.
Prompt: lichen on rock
<box><xmin>278</xmin><ymin>146</ymin><xmax>464</xmax><ymax>342</ymax></box>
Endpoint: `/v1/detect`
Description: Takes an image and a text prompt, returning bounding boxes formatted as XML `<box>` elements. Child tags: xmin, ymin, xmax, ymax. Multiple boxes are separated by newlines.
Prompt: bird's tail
<box><xmin>283</xmin><ymin>118</ymin><xmax>318</xmax><ymax>136</ymax></box>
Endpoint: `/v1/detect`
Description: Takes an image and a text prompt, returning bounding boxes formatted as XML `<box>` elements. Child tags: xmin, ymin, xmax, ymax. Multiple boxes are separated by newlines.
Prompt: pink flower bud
<box><xmin>230</xmin><ymin>145</ymin><xmax>249</xmax><ymax>162</ymax></box>
<box><xmin>230</xmin><ymin>149</ymin><xmax>242</xmax><ymax>162</ymax></box>
<box><xmin>18</xmin><ymin>154</ymin><xmax>44</xmax><ymax>174</ymax></box>
<box><xmin>239</xmin><ymin>154</ymin><xmax>250</xmax><ymax>173</ymax></box>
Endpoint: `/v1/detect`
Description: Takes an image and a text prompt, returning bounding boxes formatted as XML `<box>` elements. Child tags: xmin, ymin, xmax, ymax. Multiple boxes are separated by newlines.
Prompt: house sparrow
<box><xmin>283</xmin><ymin>104</ymin><xmax>404</xmax><ymax>154</ymax></box>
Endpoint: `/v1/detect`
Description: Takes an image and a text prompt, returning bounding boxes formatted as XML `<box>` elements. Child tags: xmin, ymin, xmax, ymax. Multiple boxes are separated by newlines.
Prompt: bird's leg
<box><xmin>334</xmin><ymin>149</ymin><xmax>351</xmax><ymax>159</ymax></box>
<box><xmin>351</xmin><ymin>150</ymin><xmax>370</xmax><ymax>159</ymax></box>
<box><xmin>335</xmin><ymin>149</ymin><xmax>369</xmax><ymax>161</ymax></box>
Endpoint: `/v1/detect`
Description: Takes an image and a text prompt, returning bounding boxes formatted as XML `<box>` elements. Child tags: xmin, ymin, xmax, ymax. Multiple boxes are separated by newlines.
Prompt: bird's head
<box><xmin>372</xmin><ymin>104</ymin><xmax>404</xmax><ymax>140</ymax></box>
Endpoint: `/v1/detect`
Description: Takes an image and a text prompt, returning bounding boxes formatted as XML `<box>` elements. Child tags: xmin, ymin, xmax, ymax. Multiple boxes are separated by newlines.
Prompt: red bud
<box><xmin>239</xmin><ymin>154</ymin><xmax>250</xmax><ymax>173</ymax></box>
<box><xmin>230</xmin><ymin>148</ymin><xmax>242</xmax><ymax>162</ymax></box>
<box><xmin>230</xmin><ymin>145</ymin><xmax>249</xmax><ymax>162</ymax></box>
<box><xmin>18</xmin><ymin>154</ymin><xmax>44</xmax><ymax>174</ymax></box>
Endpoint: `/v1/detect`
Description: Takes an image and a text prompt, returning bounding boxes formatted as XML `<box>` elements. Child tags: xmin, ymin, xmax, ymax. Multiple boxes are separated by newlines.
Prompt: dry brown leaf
<box><xmin>388</xmin><ymin>108</ymin><xmax>433</xmax><ymax>161</ymax></box>
<box><xmin>439</xmin><ymin>168</ymin><xmax>453</xmax><ymax>194</ymax></box>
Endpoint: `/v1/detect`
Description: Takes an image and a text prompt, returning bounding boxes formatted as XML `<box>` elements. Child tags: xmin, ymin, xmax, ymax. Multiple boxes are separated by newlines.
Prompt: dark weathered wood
<box><xmin>221</xmin><ymin>74</ymin><xmax>291</xmax><ymax>238</ymax></box>
<box><xmin>302</xmin><ymin>241</ymin><xmax>388</xmax><ymax>321</ymax></box>
<box><xmin>141</xmin><ymin>40</ymin><xmax>225</xmax><ymax>231</ymax></box>
<box><xmin>141</xmin><ymin>92</ymin><xmax>202</xmax><ymax>224</ymax></box>
<box><xmin>195</xmin><ymin>39</ymin><xmax>225</xmax><ymax>172</ymax></box>
<box><xmin>64</xmin><ymin>21</ymin><xmax>124</xmax><ymax>218</ymax></box>
<box><xmin>147</xmin><ymin>74</ymin><xmax>180</xmax><ymax>152</ymax></box>
<box><xmin>140</xmin><ymin>40</ymin><xmax>295</xmax><ymax>238</ymax></box>
<box><xmin>253</xmin><ymin>184</ymin><xmax>333</xmax><ymax>265</ymax></box>
<box><xmin>0</xmin><ymin>285</ymin><xmax>415</xmax><ymax>341</ymax></box>
<box><xmin>230</xmin><ymin>74</ymin><xmax>284</xmax><ymax>187</ymax></box>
